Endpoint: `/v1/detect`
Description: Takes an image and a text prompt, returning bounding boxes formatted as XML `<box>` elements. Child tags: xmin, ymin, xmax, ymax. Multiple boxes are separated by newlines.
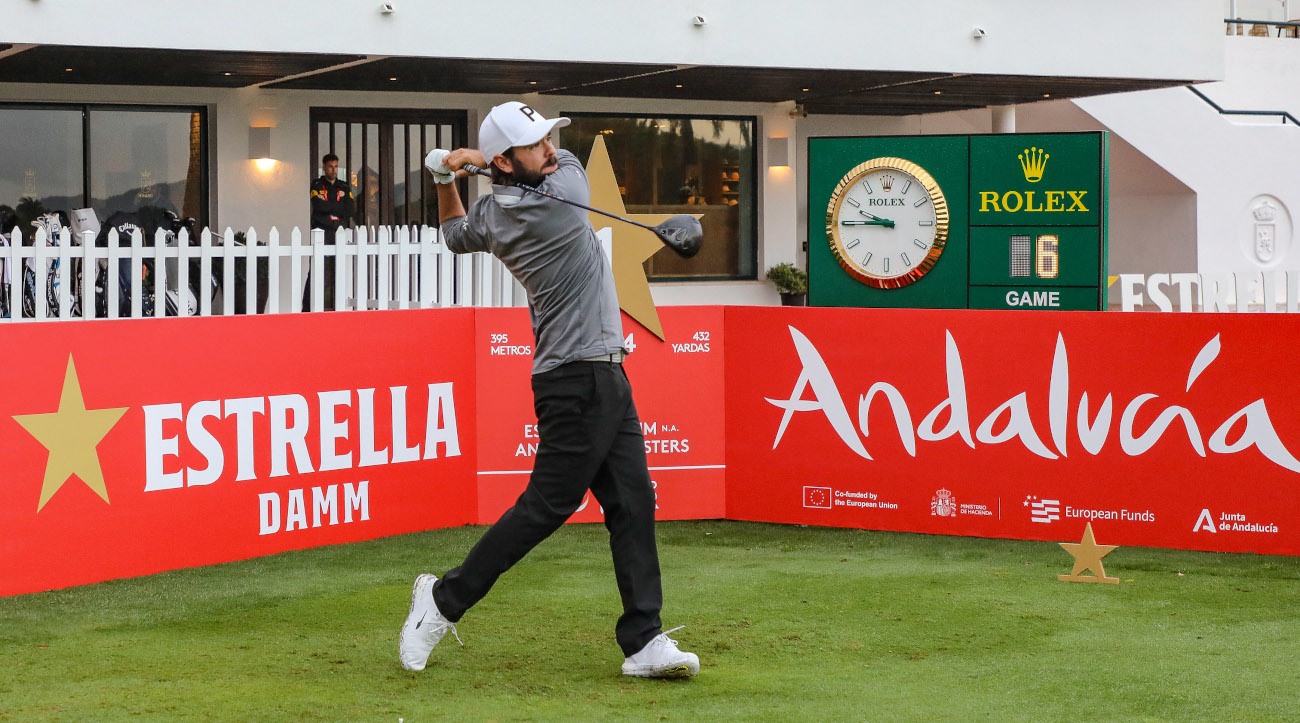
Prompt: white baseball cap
<box><xmin>478</xmin><ymin>101</ymin><xmax>570</xmax><ymax>163</ymax></box>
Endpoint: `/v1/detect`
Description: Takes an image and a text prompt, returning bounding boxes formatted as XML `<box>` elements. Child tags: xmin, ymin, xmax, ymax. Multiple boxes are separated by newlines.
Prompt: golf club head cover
<box><xmin>424</xmin><ymin>149</ymin><xmax>456</xmax><ymax>185</ymax></box>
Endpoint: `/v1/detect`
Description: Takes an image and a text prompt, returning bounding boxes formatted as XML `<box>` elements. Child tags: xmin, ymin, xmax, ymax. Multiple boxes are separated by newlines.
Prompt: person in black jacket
<box><xmin>306</xmin><ymin>153</ymin><xmax>354</xmax><ymax>310</ymax></box>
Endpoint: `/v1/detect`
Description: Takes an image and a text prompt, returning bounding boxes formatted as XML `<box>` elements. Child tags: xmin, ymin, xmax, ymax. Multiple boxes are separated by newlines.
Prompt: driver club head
<box><xmin>652</xmin><ymin>215</ymin><xmax>703</xmax><ymax>258</ymax></box>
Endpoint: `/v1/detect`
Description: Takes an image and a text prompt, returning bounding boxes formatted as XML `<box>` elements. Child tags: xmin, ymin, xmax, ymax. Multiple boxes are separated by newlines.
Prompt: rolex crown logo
<box><xmin>1018</xmin><ymin>147</ymin><xmax>1048</xmax><ymax>183</ymax></box>
<box><xmin>880</xmin><ymin>174</ymin><xmax>895</xmax><ymax>192</ymax></box>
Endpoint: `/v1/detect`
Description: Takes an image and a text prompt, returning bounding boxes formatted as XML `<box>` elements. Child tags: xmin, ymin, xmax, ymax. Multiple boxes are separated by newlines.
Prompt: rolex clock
<box><xmin>825</xmin><ymin>157</ymin><xmax>950</xmax><ymax>289</ymax></box>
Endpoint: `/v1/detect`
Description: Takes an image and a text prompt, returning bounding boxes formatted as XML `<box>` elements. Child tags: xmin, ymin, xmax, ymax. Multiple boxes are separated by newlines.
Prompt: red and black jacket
<box><xmin>310</xmin><ymin>176</ymin><xmax>355</xmax><ymax>232</ymax></box>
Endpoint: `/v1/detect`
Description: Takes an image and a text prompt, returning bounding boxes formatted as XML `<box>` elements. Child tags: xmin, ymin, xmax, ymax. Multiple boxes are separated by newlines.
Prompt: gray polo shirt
<box><xmin>441</xmin><ymin>149</ymin><xmax>626</xmax><ymax>375</ymax></box>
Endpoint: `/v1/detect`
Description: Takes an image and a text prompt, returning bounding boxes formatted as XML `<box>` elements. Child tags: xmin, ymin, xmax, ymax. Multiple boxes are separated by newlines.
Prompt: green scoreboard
<box><xmin>808</xmin><ymin>132</ymin><xmax>1109</xmax><ymax>310</ymax></box>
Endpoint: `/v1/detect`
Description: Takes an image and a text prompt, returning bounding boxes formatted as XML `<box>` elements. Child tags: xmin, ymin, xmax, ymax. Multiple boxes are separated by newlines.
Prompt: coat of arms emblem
<box><xmin>1253</xmin><ymin>200</ymin><xmax>1278</xmax><ymax>263</ymax></box>
<box><xmin>931</xmin><ymin>488</ymin><xmax>956</xmax><ymax>517</ymax></box>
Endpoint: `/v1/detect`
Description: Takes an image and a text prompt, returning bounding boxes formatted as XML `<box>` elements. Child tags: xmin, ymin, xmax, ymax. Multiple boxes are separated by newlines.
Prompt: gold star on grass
<box><xmin>1058</xmin><ymin>521</ymin><xmax>1120</xmax><ymax>584</ymax></box>
<box><xmin>12</xmin><ymin>355</ymin><xmax>129</xmax><ymax>512</ymax></box>
<box><xmin>584</xmin><ymin>135</ymin><xmax>699</xmax><ymax>341</ymax></box>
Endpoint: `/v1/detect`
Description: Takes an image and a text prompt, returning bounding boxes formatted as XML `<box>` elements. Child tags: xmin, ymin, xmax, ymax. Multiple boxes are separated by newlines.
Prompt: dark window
<box><xmin>0</xmin><ymin>103</ymin><xmax>207</xmax><ymax>236</ymax></box>
<box><xmin>563</xmin><ymin>114</ymin><xmax>757</xmax><ymax>280</ymax></box>
<box><xmin>89</xmin><ymin>108</ymin><xmax>206</xmax><ymax>222</ymax></box>
<box><xmin>0</xmin><ymin>106</ymin><xmax>83</xmax><ymax>233</ymax></box>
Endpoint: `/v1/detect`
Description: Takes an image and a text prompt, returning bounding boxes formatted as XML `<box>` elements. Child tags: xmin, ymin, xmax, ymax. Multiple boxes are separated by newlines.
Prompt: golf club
<box><xmin>462</xmin><ymin>163</ymin><xmax>702</xmax><ymax>259</ymax></box>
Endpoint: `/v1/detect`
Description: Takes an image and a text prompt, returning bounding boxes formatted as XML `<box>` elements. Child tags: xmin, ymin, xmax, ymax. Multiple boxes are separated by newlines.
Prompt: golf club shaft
<box><xmin>462</xmin><ymin>163</ymin><xmax>658</xmax><ymax>232</ymax></box>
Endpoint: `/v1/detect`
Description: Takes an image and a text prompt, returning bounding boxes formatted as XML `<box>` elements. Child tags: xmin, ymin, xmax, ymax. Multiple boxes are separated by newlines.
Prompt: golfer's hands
<box><xmin>424</xmin><ymin>149</ymin><xmax>456</xmax><ymax>185</ymax></box>
<box><xmin>444</xmin><ymin>149</ymin><xmax>486</xmax><ymax>175</ymax></box>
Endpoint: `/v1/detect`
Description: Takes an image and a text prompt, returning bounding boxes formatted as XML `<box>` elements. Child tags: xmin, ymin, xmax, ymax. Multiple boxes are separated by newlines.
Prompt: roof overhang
<box><xmin>0</xmin><ymin>46</ymin><xmax>1192</xmax><ymax>116</ymax></box>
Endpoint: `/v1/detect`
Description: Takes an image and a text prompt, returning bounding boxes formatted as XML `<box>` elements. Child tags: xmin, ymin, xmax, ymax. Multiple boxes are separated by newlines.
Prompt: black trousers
<box><xmin>433</xmin><ymin>361</ymin><xmax>664</xmax><ymax>657</ymax></box>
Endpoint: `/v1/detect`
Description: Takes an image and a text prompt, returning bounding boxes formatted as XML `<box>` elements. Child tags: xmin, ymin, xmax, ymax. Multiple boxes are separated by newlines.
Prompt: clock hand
<box><xmin>840</xmin><ymin>219</ymin><xmax>895</xmax><ymax>228</ymax></box>
<box><xmin>858</xmin><ymin>209</ymin><xmax>896</xmax><ymax>227</ymax></box>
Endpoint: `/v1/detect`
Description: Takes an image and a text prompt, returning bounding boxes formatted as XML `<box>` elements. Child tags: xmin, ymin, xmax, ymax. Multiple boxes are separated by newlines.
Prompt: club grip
<box><xmin>463</xmin><ymin>164</ymin><xmax>490</xmax><ymax>177</ymax></box>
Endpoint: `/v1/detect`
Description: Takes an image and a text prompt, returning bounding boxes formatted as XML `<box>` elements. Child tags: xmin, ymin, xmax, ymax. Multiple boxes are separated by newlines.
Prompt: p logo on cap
<box><xmin>479</xmin><ymin>101</ymin><xmax>571</xmax><ymax>163</ymax></box>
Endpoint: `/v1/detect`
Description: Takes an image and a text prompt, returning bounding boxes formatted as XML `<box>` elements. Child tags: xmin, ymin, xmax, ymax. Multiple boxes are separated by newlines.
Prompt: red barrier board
<box><xmin>12</xmin><ymin>304</ymin><xmax>1300</xmax><ymax>597</ymax></box>
<box><xmin>1</xmin><ymin>310</ymin><xmax>477</xmax><ymax>596</ymax></box>
<box><xmin>724</xmin><ymin>307</ymin><xmax>1300</xmax><ymax>555</ymax></box>
<box><xmin>474</xmin><ymin>307</ymin><xmax>725</xmax><ymax>525</ymax></box>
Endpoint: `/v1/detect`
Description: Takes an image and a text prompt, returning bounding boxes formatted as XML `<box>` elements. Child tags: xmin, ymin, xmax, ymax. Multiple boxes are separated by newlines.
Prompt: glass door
<box><xmin>309</xmin><ymin>108</ymin><xmax>468</xmax><ymax>228</ymax></box>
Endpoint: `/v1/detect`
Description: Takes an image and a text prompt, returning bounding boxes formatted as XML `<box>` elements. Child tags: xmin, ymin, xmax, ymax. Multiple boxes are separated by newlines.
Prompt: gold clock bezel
<box><xmin>825</xmin><ymin>157</ymin><xmax>950</xmax><ymax>289</ymax></box>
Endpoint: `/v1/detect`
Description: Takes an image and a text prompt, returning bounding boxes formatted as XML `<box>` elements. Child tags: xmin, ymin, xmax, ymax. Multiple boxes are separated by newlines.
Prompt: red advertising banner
<box><xmin>13</xmin><ymin>303</ymin><xmax>1300</xmax><ymax>597</ymax></box>
<box><xmin>474</xmin><ymin>306</ymin><xmax>725</xmax><ymax>525</ymax></box>
<box><xmin>1</xmin><ymin>310</ymin><xmax>477</xmax><ymax>596</ymax></box>
<box><xmin>724</xmin><ymin>307</ymin><xmax>1300</xmax><ymax>555</ymax></box>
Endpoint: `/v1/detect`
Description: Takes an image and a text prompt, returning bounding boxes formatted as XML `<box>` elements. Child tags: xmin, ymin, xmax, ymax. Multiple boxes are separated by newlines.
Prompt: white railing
<box><xmin>0</xmin><ymin>225</ymin><xmax>522</xmax><ymax>322</ymax></box>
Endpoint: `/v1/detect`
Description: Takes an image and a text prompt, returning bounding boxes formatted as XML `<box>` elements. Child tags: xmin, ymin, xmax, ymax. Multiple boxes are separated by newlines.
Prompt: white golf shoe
<box><xmin>621</xmin><ymin>626</ymin><xmax>700</xmax><ymax>678</ymax></box>
<box><xmin>399</xmin><ymin>574</ymin><xmax>461</xmax><ymax>671</ymax></box>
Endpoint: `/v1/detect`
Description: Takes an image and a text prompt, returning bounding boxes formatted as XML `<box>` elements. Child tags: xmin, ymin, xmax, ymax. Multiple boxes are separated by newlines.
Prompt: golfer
<box><xmin>398</xmin><ymin>101</ymin><xmax>699</xmax><ymax>679</ymax></box>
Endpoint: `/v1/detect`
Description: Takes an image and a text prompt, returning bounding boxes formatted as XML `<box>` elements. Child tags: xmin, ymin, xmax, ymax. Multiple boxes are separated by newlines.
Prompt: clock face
<box><xmin>825</xmin><ymin>157</ymin><xmax>949</xmax><ymax>289</ymax></box>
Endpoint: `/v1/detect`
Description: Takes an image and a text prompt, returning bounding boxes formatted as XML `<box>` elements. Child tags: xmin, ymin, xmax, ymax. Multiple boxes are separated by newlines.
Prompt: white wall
<box><xmin>2</xmin><ymin>0</ymin><xmax>1223</xmax><ymax>81</ymax></box>
<box><xmin>1077</xmin><ymin>37</ymin><xmax>1300</xmax><ymax>279</ymax></box>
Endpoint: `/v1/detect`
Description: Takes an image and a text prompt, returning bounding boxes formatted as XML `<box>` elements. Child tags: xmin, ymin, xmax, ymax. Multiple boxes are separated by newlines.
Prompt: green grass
<box><xmin>2</xmin><ymin>521</ymin><xmax>1298</xmax><ymax>721</ymax></box>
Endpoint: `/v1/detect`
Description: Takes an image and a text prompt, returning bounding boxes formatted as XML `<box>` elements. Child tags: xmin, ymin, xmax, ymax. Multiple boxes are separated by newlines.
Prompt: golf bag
<box><xmin>15</xmin><ymin>211</ymin><xmax>81</xmax><ymax>319</ymax></box>
<box><xmin>94</xmin><ymin>208</ymin><xmax>217</xmax><ymax>317</ymax></box>
<box><xmin>0</xmin><ymin>231</ymin><xmax>10</xmax><ymax>318</ymax></box>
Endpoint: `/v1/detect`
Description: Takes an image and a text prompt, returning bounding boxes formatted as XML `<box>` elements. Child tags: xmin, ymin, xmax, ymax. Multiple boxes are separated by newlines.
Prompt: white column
<box><xmin>762</xmin><ymin>102</ymin><xmax>799</xmax><ymax>276</ymax></box>
<box><xmin>991</xmin><ymin>105</ymin><xmax>1016</xmax><ymax>133</ymax></box>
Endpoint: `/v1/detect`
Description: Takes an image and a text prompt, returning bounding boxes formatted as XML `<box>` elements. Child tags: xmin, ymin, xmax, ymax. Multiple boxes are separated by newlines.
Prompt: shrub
<box><xmin>765</xmin><ymin>262</ymin><xmax>808</xmax><ymax>294</ymax></box>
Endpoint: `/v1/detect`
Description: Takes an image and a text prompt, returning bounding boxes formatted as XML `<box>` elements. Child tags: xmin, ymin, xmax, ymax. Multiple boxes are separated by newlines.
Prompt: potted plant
<box><xmin>766</xmin><ymin>262</ymin><xmax>808</xmax><ymax>306</ymax></box>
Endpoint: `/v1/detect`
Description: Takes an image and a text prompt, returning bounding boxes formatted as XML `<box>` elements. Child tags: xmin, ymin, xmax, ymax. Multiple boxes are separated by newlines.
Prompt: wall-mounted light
<box><xmin>766</xmin><ymin>136</ymin><xmax>790</xmax><ymax>168</ymax></box>
<box><xmin>249</xmin><ymin>126</ymin><xmax>276</xmax><ymax>170</ymax></box>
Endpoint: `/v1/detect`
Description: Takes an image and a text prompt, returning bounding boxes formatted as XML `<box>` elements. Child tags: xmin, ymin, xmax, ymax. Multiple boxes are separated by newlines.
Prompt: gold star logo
<box><xmin>1057</xmin><ymin>521</ymin><xmax>1120</xmax><ymax>584</ymax></box>
<box><xmin>12</xmin><ymin>355</ymin><xmax>129</xmax><ymax>512</ymax></box>
<box><xmin>583</xmin><ymin>135</ymin><xmax>700</xmax><ymax>341</ymax></box>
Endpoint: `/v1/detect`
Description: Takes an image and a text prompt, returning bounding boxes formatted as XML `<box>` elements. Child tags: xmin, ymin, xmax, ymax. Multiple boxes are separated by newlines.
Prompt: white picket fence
<box><xmin>0</xmin><ymin>225</ymin><xmax>522</xmax><ymax>322</ymax></box>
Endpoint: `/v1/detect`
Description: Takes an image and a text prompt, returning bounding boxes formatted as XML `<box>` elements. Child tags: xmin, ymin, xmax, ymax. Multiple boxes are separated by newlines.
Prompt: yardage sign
<box><xmin>809</xmin><ymin>132</ymin><xmax>1109</xmax><ymax>310</ymax></box>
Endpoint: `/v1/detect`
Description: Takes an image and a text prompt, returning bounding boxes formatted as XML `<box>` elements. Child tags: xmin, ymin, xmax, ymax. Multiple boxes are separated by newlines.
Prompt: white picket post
<box><xmin>289</xmin><ymin>228</ymin><xmax>304</xmax><ymax>313</ymax></box>
<box><xmin>177</xmin><ymin>228</ymin><xmax>192</xmax><ymax>318</ymax></box>
<box><xmin>244</xmin><ymin>228</ymin><xmax>259</xmax><ymax>315</ymax></box>
<box><xmin>55</xmin><ymin>228</ymin><xmax>71</xmax><ymax>319</ymax></box>
<box><xmin>32</xmin><ymin>227</ymin><xmax>48</xmax><ymax>321</ymax></box>
<box><xmin>411</xmin><ymin>227</ymin><xmax>422</xmax><ymax>306</ymax></box>
<box><xmin>106</xmin><ymin>229</ymin><xmax>121</xmax><ymax>319</ymax></box>
<box><xmin>351</xmin><ymin>226</ymin><xmax>366</xmax><ymax>310</ymax></box>
<box><xmin>306</xmin><ymin>228</ymin><xmax>322</xmax><ymax>312</ymax></box>
<box><xmin>456</xmin><ymin>252</ymin><xmax>472</xmax><ymax>307</ymax></box>
<box><xmin>129</xmin><ymin>229</ymin><xmax>144</xmax><ymax>319</ymax></box>
<box><xmin>437</xmin><ymin>231</ymin><xmax>453</xmax><ymax>308</ymax></box>
<box><xmin>478</xmin><ymin>253</ymin><xmax>493</xmax><ymax>307</ymax></box>
<box><xmin>373</xmin><ymin>226</ymin><xmax>389</xmax><ymax>311</ymax></box>
<box><xmin>418</xmin><ymin>226</ymin><xmax>435</xmax><ymax>308</ymax></box>
<box><xmin>335</xmin><ymin>227</ymin><xmax>351</xmax><ymax>309</ymax></box>
<box><xmin>267</xmin><ymin>228</ymin><xmax>281</xmax><ymax>314</ymax></box>
<box><xmin>222</xmin><ymin>228</ymin><xmax>235</xmax><ymax>315</ymax></box>
<box><xmin>80</xmin><ymin>231</ymin><xmax>96</xmax><ymax>320</ymax></box>
<box><xmin>407</xmin><ymin>227</ymin><xmax>419</xmax><ymax>307</ymax></box>
<box><xmin>394</xmin><ymin>226</ymin><xmax>410</xmax><ymax>310</ymax></box>
<box><xmin>153</xmin><ymin>228</ymin><xmax>169</xmax><ymax>318</ymax></box>
<box><xmin>196</xmin><ymin>227</ymin><xmax>212</xmax><ymax>316</ymax></box>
